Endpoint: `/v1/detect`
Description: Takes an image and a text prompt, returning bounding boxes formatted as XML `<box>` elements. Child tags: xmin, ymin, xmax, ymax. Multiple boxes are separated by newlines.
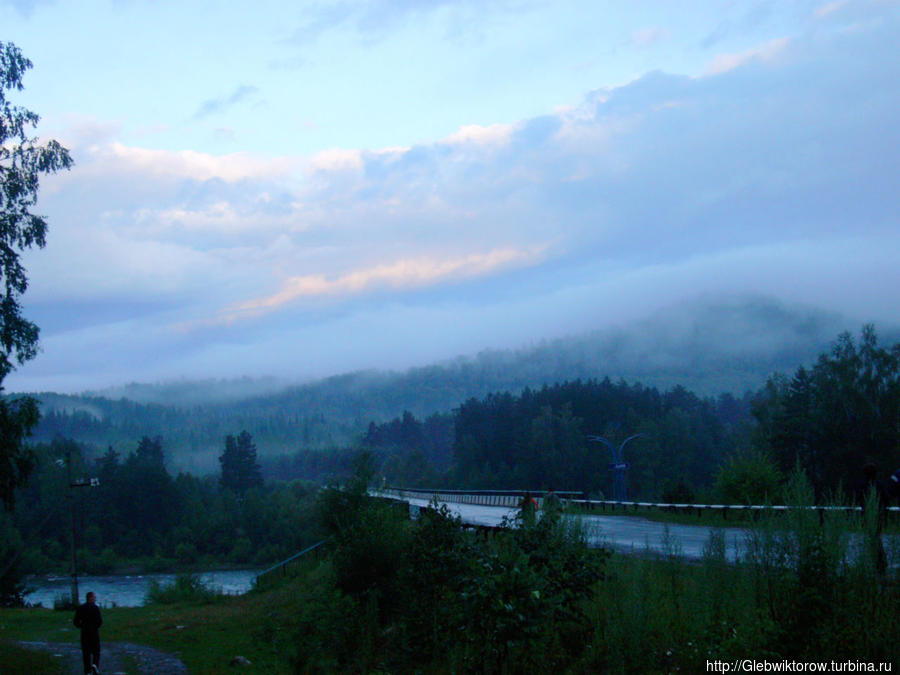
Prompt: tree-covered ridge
<box><xmin>19</xmin><ymin>297</ymin><xmax>882</xmax><ymax>474</ymax></box>
<box><xmin>407</xmin><ymin>379</ymin><xmax>751</xmax><ymax>499</ymax></box>
<box><xmin>16</xmin><ymin>325</ymin><xmax>900</xmax><ymax>504</ymax></box>
<box><xmin>754</xmin><ymin>325</ymin><xmax>900</xmax><ymax>497</ymax></box>
<box><xmin>364</xmin><ymin>326</ymin><xmax>900</xmax><ymax>501</ymax></box>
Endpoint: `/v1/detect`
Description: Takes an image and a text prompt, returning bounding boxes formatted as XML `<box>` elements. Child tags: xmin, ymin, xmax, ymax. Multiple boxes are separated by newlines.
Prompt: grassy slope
<box><xmin>0</xmin><ymin>641</ymin><xmax>62</xmax><ymax>675</ymax></box>
<box><xmin>0</xmin><ymin>578</ymin><xmax>307</xmax><ymax>675</ymax></box>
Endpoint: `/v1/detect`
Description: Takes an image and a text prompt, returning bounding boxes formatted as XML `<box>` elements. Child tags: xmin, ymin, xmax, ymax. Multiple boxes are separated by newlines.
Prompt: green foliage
<box><xmin>0</xmin><ymin>42</ymin><xmax>72</xmax><ymax>380</ymax></box>
<box><xmin>145</xmin><ymin>573</ymin><xmax>223</xmax><ymax>605</ymax></box>
<box><xmin>7</xmin><ymin>438</ymin><xmax>322</xmax><ymax>573</ymax></box>
<box><xmin>661</xmin><ymin>476</ymin><xmax>695</xmax><ymax>504</ymax></box>
<box><xmin>0</xmin><ymin>640</ymin><xmax>62</xmax><ymax>674</ymax></box>
<box><xmin>219</xmin><ymin>430</ymin><xmax>264</xmax><ymax>495</ymax></box>
<box><xmin>0</xmin><ymin>396</ymin><xmax>39</xmax><ymax>511</ymax></box>
<box><xmin>714</xmin><ymin>448</ymin><xmax>783</xmax><ymax>505</ymax></box>
<box><xmin>0</xmin><ymin>511</ymin><xmax>27</xmax><ymax>606</ymax></box>
<box><xmin>453</xmin><ymin>511</ymin><xmax>605</xmax><ymax>674</ymax></box>
<box><xmin>316</xmin><ymin>454</ymin><xmax>410</xmax><ymax>611</ymax></box>
<box><xmin>287</xmin><ymin>564</ymin><xmax>370</xmax><ymax>674</ymax></box>
<box><xmin>451</xmin><ymin>379</ymin><xmax>748</xmax><ymax>498</ymax></box>
<box><xmin>0</xmin><ymin>41</ymin><xmax>72</xmax><ymax>512</ymax></box>
<box><xmin>293</xmin><ymin>469</ymin><xmax>900</xmax><ymax>673</ymax></box>
<box><xmin>294</xmin><ymin>489</ymin><xmax>607</xmax><ymax>673</ymax></box>
<box><xmin>52</xmin><ymin>592</ymin><xmax>77</xmax><ymax>611</ymax></box>
<box><xmin>755</xmin><ymin>325</ymin><xmax>900</xmax><ymax>496</ymax></box>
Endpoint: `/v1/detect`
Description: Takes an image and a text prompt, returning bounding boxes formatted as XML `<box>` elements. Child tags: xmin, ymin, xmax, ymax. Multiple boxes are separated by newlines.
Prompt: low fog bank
<box><xmin>57</xmin><ymin>295</ymin><xmax>876</xmax><ymax>405</ymax></box>
<box><xmin>89</xmin><ymin>375</ymin><xmax>290</xmax><ymax>408</ymax></box>
<box><xmin>17</xmin><ymin>295</ymin><xmax>896</xmax><ymax>476</ymax></box>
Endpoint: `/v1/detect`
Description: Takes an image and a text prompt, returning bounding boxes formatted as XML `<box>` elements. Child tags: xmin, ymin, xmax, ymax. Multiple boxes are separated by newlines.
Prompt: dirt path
<box><xmin>18</xmin><ymin>640</ymin><xmax>187</xmax><ymax>675</ymax></box>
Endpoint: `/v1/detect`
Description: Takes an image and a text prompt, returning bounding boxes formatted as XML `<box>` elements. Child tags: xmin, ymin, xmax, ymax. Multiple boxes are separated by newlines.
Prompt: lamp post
<box><xmin>66</xmin><ymin>449</ymin><xmax>99</xmax><ymax>606</ymax></box>
<box><xmin>587</xmin><ymin>433</ymin><xmax>643</xmax><ymax>502</ymax></box>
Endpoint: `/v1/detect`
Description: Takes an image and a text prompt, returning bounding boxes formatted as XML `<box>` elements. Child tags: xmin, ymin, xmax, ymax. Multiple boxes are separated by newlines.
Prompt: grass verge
<box><xmin>0</xmin><ymin>639</ymin><xmax>63</xmax><ymax>675</ymax></box>
<box><xmin>0</xmin><ymin>578</ymin><xmax>308</xmax><ymax>675</ymax></box>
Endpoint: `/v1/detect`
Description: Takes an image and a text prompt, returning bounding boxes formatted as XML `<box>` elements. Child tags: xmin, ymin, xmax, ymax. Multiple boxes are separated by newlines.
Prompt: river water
<box><xmin>24</xmin><ymin>569</ymin><xmax>259</xmax><ymax>608</ymax></box>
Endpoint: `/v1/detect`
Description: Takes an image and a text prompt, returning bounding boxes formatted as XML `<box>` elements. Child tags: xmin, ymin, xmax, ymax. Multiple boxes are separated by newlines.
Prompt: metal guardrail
<box><xmin>572</xmin><ymin>499</ymin><xmax>900</xmax><ymax>521</ymax></box>
<box><xmin>383</xmin><ymin>487</ymin><xmax>899</xmax><ymax>519</ymax></box>
<box><xmin>254</xmin><ymin>540</ymin><xmax>327</xmax><ymax>586</ymax></box>
<box><xmin>381</xmin><ymin>487</ymin><xmax>582</xmax><ymax>509</ymax></box>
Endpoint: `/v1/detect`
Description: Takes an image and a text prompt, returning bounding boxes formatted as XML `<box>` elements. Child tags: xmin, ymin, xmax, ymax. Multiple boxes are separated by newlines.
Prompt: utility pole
<box><xmin>66</xmin><ymin>449</ymin><xmax>99</xmax><ymax>607</ymax></box>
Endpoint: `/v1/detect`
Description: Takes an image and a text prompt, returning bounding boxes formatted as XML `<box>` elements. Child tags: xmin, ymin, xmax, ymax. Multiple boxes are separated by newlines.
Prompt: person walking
<box><xmin>518</xmin><ymin>491</ymin><xmax>538</xmax><ymax>526</ymax></box>
<box><xmin>74</xmin><ymin>591</ymin><xmax>103</xmax><ymax>674</ymax></box>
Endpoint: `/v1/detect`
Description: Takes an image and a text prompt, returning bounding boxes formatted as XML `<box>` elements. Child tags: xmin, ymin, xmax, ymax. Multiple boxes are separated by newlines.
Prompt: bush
<box><xmin>174</xmin><ymin>541</ymin><xmax>198</xmax><ymax>566</ymax></box>
<box><xmin>52</xmin><ymin>592</ymin><xmax>77</xmax><ymax>611</ymax></box>
<box><xmin>294</xmin><ymin>491</ymin><xmax>607</xmax><ymax>674</ymax></box>
<box><xmin>743</xmin><ymin>467</ymin><xmax>898</xmax><ymax>662</ymax></box>
<box><xmin>715</xmin><ymin>449</ymin><xmax>782</xmax><ymax>505</ymax></box>
<box><xmin>0</xmin><ymin>515</ymin><xmax>27</xmax><ymax>607</ymax></box>
<box><xmin>144</xmin><ymin>573</ymin><xmax>222</xmax><ymax>605</ymax></box>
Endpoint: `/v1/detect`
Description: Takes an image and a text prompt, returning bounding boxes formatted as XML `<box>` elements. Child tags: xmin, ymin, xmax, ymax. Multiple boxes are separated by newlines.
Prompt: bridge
<box><xmin>255</xmin><ymin>487</ymin><xmax>899</xmax><ymax>586</ymax></box>
<box><xmin>379</xmin><ymin>487</ymin><xmax>900</xmax><ymax>563</ymax></box>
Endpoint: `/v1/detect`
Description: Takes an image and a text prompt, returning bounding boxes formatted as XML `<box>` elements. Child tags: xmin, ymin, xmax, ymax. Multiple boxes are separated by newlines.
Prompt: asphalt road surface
<box><xmin>403</xmin><ymin>496</ymin><xmax>753</xmax><ymax>562</ymax></box>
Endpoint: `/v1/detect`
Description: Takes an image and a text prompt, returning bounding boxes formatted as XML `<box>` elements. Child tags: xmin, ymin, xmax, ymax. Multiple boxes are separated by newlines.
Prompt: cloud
<box><xmin>192</xmin><ymin>85</ymin><xmax>259</xmax><ymax>120</ymax></box>
<box><xmin>443</xmin><ymin>123</ymin><xmax>514</xmax><ymax>147</ymax></box>
<box><xmin>814</xmin><ymin>0</ymin><xmax>848</xmax><ymax>19</ymax></box>
<box><xmin>631</xmin><ymin>26</ymin><xmax>670</xmax><ymax>47</ymax></box>
<box><xmin>225</xmin><ymin>245</ymin><xmax>547</xmax><ymax>319</ymax></box>
<box><xmin>307</xmin><ymin>147</ymin><xmax>365</xmax><ymax>172</ymax></box>
<box><xmin>8</xmin><ymin>9</ymin><xmax>900</xmax><ymax>392</ymax></box>
<box><xmin>102</xmin><ymin>143</ymin><xmax>299</xmax><ymax>182</ymax></box>
<box><xmin>288</xmin><ymin>0</ymin><xmax>484</xmax><ymax>44</ymax></box>
<box><xmin>703</xmin><ymin>37</ymin><xmax>790</xmax><ymax>75</ymax></box>
<box><xmin>0</xmin><ymin>0</ymin><xmax>54</xmax><ymax>17</ymax></box>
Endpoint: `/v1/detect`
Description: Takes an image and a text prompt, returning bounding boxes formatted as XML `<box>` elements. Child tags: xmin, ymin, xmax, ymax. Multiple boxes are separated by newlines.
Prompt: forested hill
<box><xmin>15</xmin><ymin>298</ymin><xmax>887</xmax><ymax>474</ymax></box>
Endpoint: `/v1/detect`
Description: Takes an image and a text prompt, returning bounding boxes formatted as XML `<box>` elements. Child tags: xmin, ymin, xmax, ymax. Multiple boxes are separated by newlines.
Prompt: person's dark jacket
<box><xmin>73</xmin><ymin>601</ymin><xmax>102</xmax><ymax>640</ymax></box>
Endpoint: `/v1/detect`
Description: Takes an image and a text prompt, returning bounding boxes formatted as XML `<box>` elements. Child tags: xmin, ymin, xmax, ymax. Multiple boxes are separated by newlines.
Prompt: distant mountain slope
<box><xmin>17</xmin><ymin>296</ymin><xmax>890</xmax><ymax>473</ymax></box>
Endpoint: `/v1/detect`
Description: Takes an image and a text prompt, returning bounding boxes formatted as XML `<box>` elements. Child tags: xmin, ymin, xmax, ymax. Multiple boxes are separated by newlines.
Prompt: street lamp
<box><xmin>66</xmin><ymin>449</ymin><xmax>99</xmax><ymax>606</ymax></box>
<box><xmin>587</xmin><ymin>433</ymin><xmax>643</xmax><ymax>502</ymax></box>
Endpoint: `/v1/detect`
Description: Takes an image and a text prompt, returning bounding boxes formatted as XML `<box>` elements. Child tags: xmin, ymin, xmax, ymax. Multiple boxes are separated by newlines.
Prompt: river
<box><xmin>23</xmin><ymin>569</ymin><xmax>259</xmax><ymax>608</ymax></box>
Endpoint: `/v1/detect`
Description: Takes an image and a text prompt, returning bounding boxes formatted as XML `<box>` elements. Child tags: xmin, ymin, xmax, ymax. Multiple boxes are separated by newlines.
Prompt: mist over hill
<box><xmin>19</xmin><ymin>296</ymin><xmax>889</xmax><ymax>474</ymax></box>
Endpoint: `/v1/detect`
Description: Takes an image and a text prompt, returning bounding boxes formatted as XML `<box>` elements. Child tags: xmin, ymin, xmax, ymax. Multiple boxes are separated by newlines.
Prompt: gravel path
<box><xmin>18</xmin><ymin>640</ymin><xmax>187</xmax><ymax>675</ymax></box>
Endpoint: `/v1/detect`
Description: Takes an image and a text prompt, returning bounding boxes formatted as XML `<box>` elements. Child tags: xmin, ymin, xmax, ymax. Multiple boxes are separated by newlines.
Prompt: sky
<box><xmin>1</xmin><ymin>0</ymin><xmax>898</xmax><ymax>393</ymax></box>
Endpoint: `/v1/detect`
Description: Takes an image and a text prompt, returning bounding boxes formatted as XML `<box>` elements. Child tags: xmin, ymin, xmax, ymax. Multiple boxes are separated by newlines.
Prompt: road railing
<box><xmin>572</xmin><ymin>499</ymin><xmax>899</xmax><ymax>521</ymax></box>
<box><xmin>381</xmin><ymin>487</ymin><xmax>899</xmax><ymax>520</ymax></box>
<box><xmin>381</xmin><ymin>487</ymin><xmax>581</xmax><ymax>509</ymax></box>
<box><xmin>254</xmin><ymin>540</ymin><xmax>327</xmax><ymax>587</ymax></box>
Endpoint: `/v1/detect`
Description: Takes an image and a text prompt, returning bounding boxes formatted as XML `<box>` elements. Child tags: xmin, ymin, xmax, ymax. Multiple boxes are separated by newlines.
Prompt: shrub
<box><xmin>145</xmin><ymin>573</ymin><xmax>222</xmax><ymax>605</ymax></box>
<box><xmin>52</xmin><ymin>592</ymin><xmax>77</xmax><ymax>611</ymax></box>
<box><xmin>715</xmin><ymin>448</ymin><xmax>782</xmax><ymax>505</ymax></box>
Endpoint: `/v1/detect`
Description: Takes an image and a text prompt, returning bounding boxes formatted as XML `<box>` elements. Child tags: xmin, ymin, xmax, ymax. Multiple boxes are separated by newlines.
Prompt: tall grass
<box><xmin>273</xmin><ymin>472</ymin><xmax>900</xmax><ymax>673</ymax></box>
<box><xmin>581</xmin><ymin>468</ymin><xmax>900</xmax><ymax>673</ymax></box>
<box><xmin>144</xmin><ymin>573</ymin><xmax>224</xmax><ymax>605</ymax></box>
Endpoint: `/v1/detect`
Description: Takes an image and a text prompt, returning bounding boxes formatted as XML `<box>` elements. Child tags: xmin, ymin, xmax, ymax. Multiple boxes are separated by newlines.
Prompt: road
<box><xmin>18</xmin><ymin>641</ymin><xmax>187</xmax><ymax>675</ymax></box>
<box><xmin>401</xmin><ymin>496</ymin><xmax>748</xmax><ymax>561</ymax></box>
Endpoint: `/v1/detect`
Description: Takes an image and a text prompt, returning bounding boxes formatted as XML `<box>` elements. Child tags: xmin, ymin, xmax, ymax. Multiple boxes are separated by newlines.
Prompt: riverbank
<box><xmin>24</xmin><ymin>569</ymin><xmax>260</xmax><ymax>608</ymax></box>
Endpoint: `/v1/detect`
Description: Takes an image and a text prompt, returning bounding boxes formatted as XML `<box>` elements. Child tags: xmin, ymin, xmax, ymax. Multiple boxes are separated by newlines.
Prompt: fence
<box><xmin>254</xmin><ymin>540</ymin><xmax>327</xmax><ymax>587</ymax></box>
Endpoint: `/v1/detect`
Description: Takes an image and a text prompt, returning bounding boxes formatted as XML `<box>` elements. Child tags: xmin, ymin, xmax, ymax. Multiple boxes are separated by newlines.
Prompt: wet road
<box><xmin>401</xmin><ymin>496</ymin><xmax>748</xmax><ymax>561</ymax></box>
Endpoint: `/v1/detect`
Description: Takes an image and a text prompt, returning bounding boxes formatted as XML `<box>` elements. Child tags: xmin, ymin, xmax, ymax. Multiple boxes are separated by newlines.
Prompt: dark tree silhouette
<box><xmin>755</xmin><ymin>325</ymin><xmax>900</xmax><ymax>497</ymax></box>
<box><xmin>0</xmin><ymin>41</ymin><xmax>73</xmax><ymax>509</ymax></box>
<box><xmin>220</xmin><ymin>430</ymin><xmax>264</xmax><ymax>495</ymax></box>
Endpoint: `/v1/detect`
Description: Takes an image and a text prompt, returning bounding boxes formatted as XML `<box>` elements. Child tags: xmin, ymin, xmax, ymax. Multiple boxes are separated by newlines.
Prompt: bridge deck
<box><xmin>393</xmin><ymin>494</ymin><xmax>898</xmax><ymax>565</ymax></box>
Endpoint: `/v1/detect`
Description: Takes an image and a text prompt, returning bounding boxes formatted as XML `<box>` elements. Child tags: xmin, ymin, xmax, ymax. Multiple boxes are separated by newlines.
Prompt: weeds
<box><xmin>144</xmin><ymin>573</ymin><xmax>223</xmax><ymax>605</ymax></box>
